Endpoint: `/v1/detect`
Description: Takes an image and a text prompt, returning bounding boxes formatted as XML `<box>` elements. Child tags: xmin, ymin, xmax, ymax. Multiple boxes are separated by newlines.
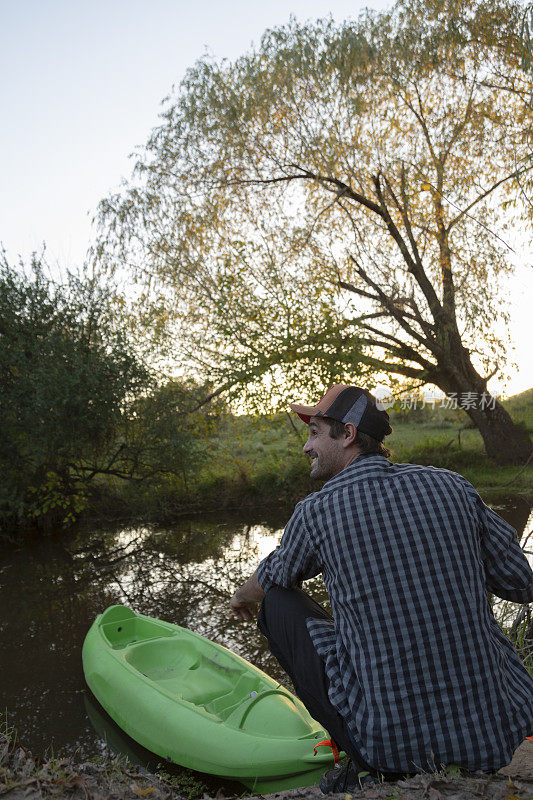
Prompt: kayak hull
<box><xmin>82</xmin><ymin>605</ymin><xmax>335</xmax><ymax>791</ymax></box>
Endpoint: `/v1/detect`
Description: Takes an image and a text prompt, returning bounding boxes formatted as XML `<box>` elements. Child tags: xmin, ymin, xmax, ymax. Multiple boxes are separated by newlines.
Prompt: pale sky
<box><xmin>0</xmin><ymin>0</ymin><xmax>531</xmax><ymax>397</ymax></box>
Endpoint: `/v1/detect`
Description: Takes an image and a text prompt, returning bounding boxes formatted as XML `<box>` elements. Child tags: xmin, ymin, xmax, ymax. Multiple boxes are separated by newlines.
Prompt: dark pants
<box><xmin>257</xmin><ymin>586</ymin><xmax>405</xmax><ymax>779</ymax></box>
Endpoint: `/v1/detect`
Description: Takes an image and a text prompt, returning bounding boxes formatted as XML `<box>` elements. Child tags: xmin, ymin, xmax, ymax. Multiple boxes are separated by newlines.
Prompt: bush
<box><xmin>0</xmin><ymin>255</ymin><xmax>212</xmax><ymax>533</ymax></box>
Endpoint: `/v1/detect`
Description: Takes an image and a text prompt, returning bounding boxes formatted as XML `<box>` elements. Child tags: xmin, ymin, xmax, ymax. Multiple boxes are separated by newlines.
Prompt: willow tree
<box><xmin>96</xmin><ymin>0</ymin><xmax>533</xmax><ymax>464</ymax></box>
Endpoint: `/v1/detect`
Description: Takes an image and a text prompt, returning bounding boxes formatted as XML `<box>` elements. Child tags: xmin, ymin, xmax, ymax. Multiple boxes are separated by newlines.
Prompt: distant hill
<box><xmin>503</xmin><ymin>388</ymin><xmax>533</xmax><ymax>431</ymax></box>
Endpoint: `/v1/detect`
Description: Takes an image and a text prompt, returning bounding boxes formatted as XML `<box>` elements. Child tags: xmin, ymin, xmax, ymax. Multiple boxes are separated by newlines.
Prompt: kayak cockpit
<box><xmin>96</xmin><ymin>605</ymin><xmax>318</xmax><ymax>738</ymax></box>
<box><xmin>125</xmin><ymin>638</ymin><xmax>239</xmax><ymax>706</ymax></box>
<box><xmin>126</xmin><ymin>638</ymin><xmax>315</xmax><ymax>736</ymax></box>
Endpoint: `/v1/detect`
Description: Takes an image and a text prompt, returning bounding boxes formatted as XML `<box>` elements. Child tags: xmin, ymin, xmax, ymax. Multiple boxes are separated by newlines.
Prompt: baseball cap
<box><xmin>290</xmin><ymin>385</ymin><xmax>393</xmax><ymax>442</ymax></box>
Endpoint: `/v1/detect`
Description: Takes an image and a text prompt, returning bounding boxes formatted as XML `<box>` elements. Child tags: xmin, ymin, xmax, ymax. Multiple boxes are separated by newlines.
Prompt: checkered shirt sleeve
<box><xmin>257</xmin><ymin>501</ymin><xmax>321</xmax><ymax>592</ymax></box>
<box><xmin>476</xmin><ymin>495</ymin><xmax>532</xmax><ymax>602</ymax></box>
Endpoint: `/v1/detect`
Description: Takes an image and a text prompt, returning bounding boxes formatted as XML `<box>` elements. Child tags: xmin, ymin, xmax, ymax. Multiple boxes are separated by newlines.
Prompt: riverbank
<box><xmin>2</xmin><ymin>729</ymin><xmax>533</xmax><ymax>800</ymax></box>
<box><xmin>2</xmin><ymin>392</ymin><xmax>531</xmax><ymax>538</ymax></box>
<box><xmin>88</xmin><ymin>414</ymin><xmax>533</xmax><ymax>528</ymax></box>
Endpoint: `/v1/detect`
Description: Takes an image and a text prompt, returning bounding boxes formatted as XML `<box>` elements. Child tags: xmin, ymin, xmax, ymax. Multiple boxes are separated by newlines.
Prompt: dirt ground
<box><xmin>1</xmin><ymin>734</ymin><xmax>533</xmax><ymax>800</ymax></box>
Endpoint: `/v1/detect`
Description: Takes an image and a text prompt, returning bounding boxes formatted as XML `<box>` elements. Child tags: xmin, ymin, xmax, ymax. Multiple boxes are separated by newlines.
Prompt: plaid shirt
<box><xmin>257</xmin><ymin>454</ymin><xmax>533</xmax><ymax>773</ymax></box>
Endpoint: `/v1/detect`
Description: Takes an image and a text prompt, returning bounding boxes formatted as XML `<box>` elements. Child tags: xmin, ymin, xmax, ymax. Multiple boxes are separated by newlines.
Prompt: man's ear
<box><xmin>343</xmin><ymin>422</ymin><xmax>357</xmax><ymax>447</ymax></box>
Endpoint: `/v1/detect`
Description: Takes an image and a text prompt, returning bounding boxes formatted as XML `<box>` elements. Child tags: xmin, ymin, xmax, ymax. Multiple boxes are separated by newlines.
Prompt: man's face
<box><xmin>302</xmin><ymin>416</ymin><xmax>347</xmax><ymax>481</ymax></box>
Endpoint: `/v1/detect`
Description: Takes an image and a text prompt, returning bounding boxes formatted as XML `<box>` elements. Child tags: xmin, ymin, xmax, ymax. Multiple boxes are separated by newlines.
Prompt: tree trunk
<box><xmin>434</xmin><ymin>344</ymin><xmax>532</xmax><ymax>466</ymax></box>
<box><xmin>463</xmin><ymin>399</ymin><xmax>532</xmax><ymax>465</ymax></box>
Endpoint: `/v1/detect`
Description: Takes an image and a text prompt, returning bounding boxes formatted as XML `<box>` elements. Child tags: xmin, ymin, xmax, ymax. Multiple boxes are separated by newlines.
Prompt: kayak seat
<box><xmin>179</xmin><ymin>668</ymin><xmax>235</xmax><ymax>705</ymax></box>
<box><xmin>126</xmin><ymin>638</ymin><xmax>201</xmax><ymax>682</ymax></box>
<box><xmin>125</xmin><ymin>638</ymin><xmax>239</xmax><ymax>707</ymax></box>
<box><xmin>101</xmin><ymin>618</ymin><xmax>175</xmax><ymax>650</ymax></box>
<box><xmin>203</xmin><ymin>672</ymin><xmax>264</xmax><ymax>720</ymax></box>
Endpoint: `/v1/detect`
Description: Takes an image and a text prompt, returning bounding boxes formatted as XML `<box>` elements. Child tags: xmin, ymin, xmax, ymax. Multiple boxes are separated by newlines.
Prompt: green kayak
<box><xmin>82</xmin><ymin>605</ymin><xmax>336</xmax><ymax>792</ymax></box>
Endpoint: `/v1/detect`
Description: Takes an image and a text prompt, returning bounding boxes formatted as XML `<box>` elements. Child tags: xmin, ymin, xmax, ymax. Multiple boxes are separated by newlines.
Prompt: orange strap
<box><xmin>526</xmin><ymin>736</ymin><xmax>533</xmax><ymax>741</ymax></box>
<box><xmin>313</xmin><ymin>738</ymin><xmax>339</xmax><ymax>764</ymax></box>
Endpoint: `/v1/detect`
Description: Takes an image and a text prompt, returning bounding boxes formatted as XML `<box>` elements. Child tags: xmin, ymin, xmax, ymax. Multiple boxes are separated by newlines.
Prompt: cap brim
<box><xmin>289</xmin><ymin>403</ymin><xmax>318</xmax><ymax>424</ymax></box>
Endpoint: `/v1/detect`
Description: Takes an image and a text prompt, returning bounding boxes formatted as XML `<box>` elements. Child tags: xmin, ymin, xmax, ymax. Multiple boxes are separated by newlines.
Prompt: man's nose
<box><xmin>302</xmin><ymin>439</ymin><xmax>311</xmax><ymax>454</ymax></box>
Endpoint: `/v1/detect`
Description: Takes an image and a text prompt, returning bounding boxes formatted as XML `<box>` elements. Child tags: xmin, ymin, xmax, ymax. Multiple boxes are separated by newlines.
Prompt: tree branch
<box><xmin>357</xmin><ymin>338</ymin><xmax>436</xmax><ymax>378</ymax></box>
<box><xmin>349</xmin><ymin>254</ymin><xmax>437</xmax><ymax>351</ymax></box>
<box><xmin>357</xmin><ymin>322</ymin><xmax>436</xmax><ymax>371</ymax></box>
<box><xmin>372</xmin><ymin>173</ymin><xmax>444</xmax><ymax>323</ymax></box>
<box><xmin>446</xmin><ymin>164</ymin><xmax>533</xmax><ymax>233</ymax></box>
<box><xmin>338</xmin><ymin>279</ymin><xmax>382</xmax><ymax>304</ymax></box>
<box><xmin>284</xmin><ymin>163</ymin><xmax>384</xmax><ymax>215</ymax></box>
<box><xmin>358</xmin><ymin>354</ymin><xmax>429</xmax><ymax>381</ymax></box>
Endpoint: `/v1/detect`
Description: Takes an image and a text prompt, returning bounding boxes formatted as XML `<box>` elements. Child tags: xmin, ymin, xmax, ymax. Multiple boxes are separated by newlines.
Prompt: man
<box><xmin>229</xmin><ymin>385</ymin><xmax>533</xmax><ymax>793</ymax></box>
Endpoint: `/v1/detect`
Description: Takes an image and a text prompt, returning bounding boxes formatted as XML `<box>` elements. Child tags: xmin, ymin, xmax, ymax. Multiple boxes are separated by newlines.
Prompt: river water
<box><xmin>0</xmin><ymin>498</ymin><xmax>531</xmax><ymax>770</ymax></box>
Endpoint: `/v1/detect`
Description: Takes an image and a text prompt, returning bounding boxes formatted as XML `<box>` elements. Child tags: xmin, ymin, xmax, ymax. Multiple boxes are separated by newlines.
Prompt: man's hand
<box><xmin>229</xmin><ymin>570</ymin><xmax>265</xmax><ymax>622</ymax></box>
<box><xmin>229</xmin><ymin>594</ymin><xmax>258</xmax><ymax>622</ymax></box>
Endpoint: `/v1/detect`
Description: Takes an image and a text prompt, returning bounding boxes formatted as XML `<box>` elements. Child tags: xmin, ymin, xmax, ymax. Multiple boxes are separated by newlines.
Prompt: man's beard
<box><xmin>309</xmin><ymin>452</ymin><xmax>335</xmax><ymax>481</ymax></box>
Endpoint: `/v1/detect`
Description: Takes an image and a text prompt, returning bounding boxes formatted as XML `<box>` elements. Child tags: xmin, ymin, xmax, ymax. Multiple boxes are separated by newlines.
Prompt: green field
<box><xmin>109</xmin><ymin>389</ymin><xmax>532</xmax><ymax>520</ymax></box>
<box><xmin>208</xmin><ymin>403</ymin><xmax>532</xmax><ymax>503</ymax></box>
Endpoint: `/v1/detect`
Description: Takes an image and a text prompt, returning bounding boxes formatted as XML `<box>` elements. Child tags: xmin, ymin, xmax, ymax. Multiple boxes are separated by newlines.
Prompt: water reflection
<box><xmin>0</xmin><ymin>499</ymin><xmax>530</xmax><ymax>764</ymax></box>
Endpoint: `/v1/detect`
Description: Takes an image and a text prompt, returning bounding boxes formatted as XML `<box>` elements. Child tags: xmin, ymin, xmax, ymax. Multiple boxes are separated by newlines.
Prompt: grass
<box><xmin>2</xmin><ymin>719</ymin><xmax>530</xmax><ymax>800</ymax></box>
<box><xmin>0</xmin><ymin>717</ymin><xmax>214</xmax><ymax>799</ymax></box>
<box><xmin>89</xmin><ymin>389</ymin><xmax>533</xmax><ymax>522</ymax></box>
<box><xmin>185</xmin><ymin>398</ymin><xmax>533</xmax><ymax>505</ymax></box>
<box><xmin>386</xmin><ymin>424</ymin><xmax>533</xmax><ymax>498</ymax></box>
<box><xmin>155</xmin><ymin>768</ymin><xmax>212</xmax><ymax>799</ymax></box>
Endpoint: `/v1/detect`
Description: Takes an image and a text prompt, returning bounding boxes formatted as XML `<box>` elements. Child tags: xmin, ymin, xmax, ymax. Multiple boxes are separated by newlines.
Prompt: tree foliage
<box><xmin>95</xmin><ymin>0</ymin><xmax>532</xmax><ymax>462</ymax></box>
<box><xmin>0</xmin><ymin>255</ymin><xmax>210</xmax><ymax>532</ymax></box>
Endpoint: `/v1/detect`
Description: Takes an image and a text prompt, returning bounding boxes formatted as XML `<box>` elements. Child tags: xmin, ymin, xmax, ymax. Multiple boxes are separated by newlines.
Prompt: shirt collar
<box><xmin>321</xmin><ymin>453</ymin><xmax>390</xmax><ymax>492</ymax></box>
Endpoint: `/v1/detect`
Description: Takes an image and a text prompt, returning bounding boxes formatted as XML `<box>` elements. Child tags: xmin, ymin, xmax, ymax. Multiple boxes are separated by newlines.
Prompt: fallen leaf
<box><xmin>133</xmin><ymin>786</ymin><xmax>155</xmax><ymax>796</ymax></box>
